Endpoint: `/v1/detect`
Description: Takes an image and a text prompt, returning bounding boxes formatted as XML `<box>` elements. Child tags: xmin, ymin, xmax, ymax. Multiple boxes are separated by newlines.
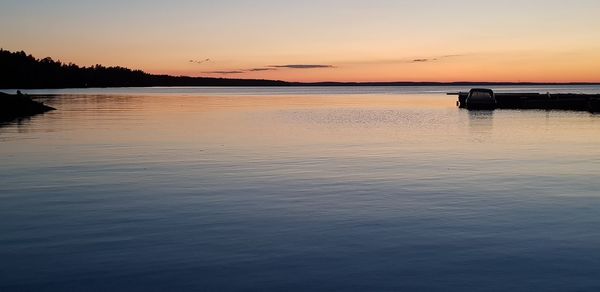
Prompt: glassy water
<box><xmin>2</xmin><ymin>86</ymin><xmax>600</xmax><ymax>291</ymax></box>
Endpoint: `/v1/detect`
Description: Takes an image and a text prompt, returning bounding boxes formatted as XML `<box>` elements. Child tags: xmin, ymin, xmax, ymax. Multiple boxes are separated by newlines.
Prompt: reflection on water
<box><xmin>468</xmin><ymin>110</ymin><xmax>494</xmax><ymax>140</ymax></box>
<box><xmin>2</xmin><ymin>89</ymin><xmax>600</xmax><ymax>291</ymax></box>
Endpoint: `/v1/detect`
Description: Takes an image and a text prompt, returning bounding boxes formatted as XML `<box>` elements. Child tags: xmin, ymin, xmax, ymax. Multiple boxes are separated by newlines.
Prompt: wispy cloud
<box><xmin>269</xmin><ymin>64</ymin><xmax>335</xmax><ymax>69</ymax></box>
<box><xmin>440</xmin><ymin>54</ymin><xmax>466</xmax><ymax>58</ymax></box>
<box><xmin>414</xmin><ymin>54</ymin><xmax>470</xmax><ymax>63</ymax></box>
<box><xmin>343</xmin><ymin>54</ymin><xmax>470</xmax><ymax>65</ymax></box>
<box><xmin>247</xmin><ymin>67</ymin><xmax>278</xmax><ymax>72</ymax></box>
<box><xmin>411</xmin><ymin>58</ymin><xmax>432</xmax><ymax>63</ymax></box>
<box><xmin>204</xmin><ymin>64</ymin><xmax>335</xmax><ymax>75</ymax></box>
<box><xmin>203</xmin><ymin>70</ymin><xmax>244</xmax><ymax>74</ymax></box>
<box><xmin>410</xmin><ymin>54</ymin><xmax>466</xmax><ymax>63</ymax></box>
<box><xmin>189</xmin><ymin>58</ymin><xmax>211</xmax><ymax>64</ymax></box>
<box><xmin>201</xmin><ymin>54</ymin><xmax>469</xmax><ymax>75</ymax></box>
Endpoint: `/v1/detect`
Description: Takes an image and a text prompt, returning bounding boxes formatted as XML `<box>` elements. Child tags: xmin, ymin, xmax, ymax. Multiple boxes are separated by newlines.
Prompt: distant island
<box><xmin>1</xmin><ymin>49</ymin><xmax>599</xmax><ymax>89</ymax></box>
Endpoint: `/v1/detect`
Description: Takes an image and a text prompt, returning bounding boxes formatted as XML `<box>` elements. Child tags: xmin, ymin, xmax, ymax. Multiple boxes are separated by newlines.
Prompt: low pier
<box><xmin>449</xmin><ymin>89</ymin><xmax>600</xmax><ymax>112</ymax></box>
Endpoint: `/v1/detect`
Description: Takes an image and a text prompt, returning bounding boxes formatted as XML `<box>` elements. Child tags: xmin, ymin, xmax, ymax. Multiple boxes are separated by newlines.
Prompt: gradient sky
<box><xmin>1</xmin><ymin>0</ymin><xmax>600</xmax><ymax>82</ymax></box>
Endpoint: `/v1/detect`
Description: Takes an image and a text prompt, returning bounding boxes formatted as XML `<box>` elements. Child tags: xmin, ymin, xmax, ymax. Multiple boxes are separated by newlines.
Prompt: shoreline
<box><xmin>2</xmin><ymin>82</ymin><xmax>600</xmax><ymax>90</ymax></box>
<box><xmin>0</xmin><ymin>92</ymin><xmax>55</xmax><ymax>123</ymax></box>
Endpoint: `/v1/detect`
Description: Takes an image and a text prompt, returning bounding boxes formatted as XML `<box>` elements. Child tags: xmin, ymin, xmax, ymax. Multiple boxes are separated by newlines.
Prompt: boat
<box><xmin>449</xmin><ymin>89</ymin><xmax>600</xmax><ymax>112</ymax></box>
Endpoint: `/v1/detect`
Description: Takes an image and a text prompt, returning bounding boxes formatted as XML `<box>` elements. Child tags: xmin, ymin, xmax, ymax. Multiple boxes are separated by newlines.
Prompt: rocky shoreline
<box><xmin>0</xmin><ymin>92</ymin><xmax>55</xmax><ymax>123</ymax></box>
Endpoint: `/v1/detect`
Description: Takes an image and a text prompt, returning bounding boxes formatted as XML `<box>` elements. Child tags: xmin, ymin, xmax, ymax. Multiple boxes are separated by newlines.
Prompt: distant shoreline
<box><xmin>4</xmin><ymin>82</ymin><xmax>600</xmax><ymax>90</ymax></box>
<box><xmin>2</xmin><ymin>49</ymin><xmax>600</xmax><ymax>89</ymax></box>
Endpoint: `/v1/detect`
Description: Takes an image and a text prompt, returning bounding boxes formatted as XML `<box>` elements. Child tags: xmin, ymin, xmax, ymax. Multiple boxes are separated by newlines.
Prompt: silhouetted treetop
<box><xmin>0</xmin><ymin>49</ymin><xmax>289</xmax><ymax>89</ymax></box>
<box><xmin>2</xmin><ymin>49</ymin><xmax>596</xmax><ymax>89</ymax></box>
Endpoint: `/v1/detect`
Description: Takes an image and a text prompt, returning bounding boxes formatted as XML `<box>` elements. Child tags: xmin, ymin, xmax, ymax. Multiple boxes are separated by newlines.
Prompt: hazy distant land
<box><xmin>1</xmin><ymin>49</ymin><xmax>599</xmax><ymax>89</ymax></box>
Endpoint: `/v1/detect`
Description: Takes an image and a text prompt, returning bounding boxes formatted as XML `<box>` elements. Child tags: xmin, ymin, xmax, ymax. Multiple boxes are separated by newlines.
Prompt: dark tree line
<box><xmin>2</xmin><ymin>49</ymin><xmax>595</xmax><ymax>89</ymax></box>
<box><xmin>0</xmin><ymin>49</ymin><xmax>289</xmax><ymax>89</ymax></box>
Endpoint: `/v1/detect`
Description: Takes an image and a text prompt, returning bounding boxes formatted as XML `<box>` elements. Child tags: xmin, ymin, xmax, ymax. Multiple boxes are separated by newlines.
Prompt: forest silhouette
<box><xmin>2</xmin><ymin>49</ymin><xmax>598</xmax><ymax>89</ymax></box>
<box><xmin>0</xmin><ymin>49</ymin><xmax>289</xmax><ymax>89</ymax></box>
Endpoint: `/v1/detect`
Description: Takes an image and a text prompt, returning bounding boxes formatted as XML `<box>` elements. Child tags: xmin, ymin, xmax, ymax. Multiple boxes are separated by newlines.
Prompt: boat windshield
<box><xmin>470</xmin><ymin>91</ymin><xmax>492</xmax><ymax>99</ymax></box>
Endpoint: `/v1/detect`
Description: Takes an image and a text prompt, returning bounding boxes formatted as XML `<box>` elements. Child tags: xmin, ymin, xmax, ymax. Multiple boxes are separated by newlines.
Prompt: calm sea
<box><xmin>2</xmin><ymin>86</ymin><xmax>600</xmax><ymax>291</ymax></box>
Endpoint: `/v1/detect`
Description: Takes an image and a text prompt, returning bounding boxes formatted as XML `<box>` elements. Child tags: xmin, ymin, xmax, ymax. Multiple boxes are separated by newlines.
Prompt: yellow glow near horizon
<box><xmin>1</xmin><ymin>0</ymin><xmax>600</xmax><ymax>82</ymax></box>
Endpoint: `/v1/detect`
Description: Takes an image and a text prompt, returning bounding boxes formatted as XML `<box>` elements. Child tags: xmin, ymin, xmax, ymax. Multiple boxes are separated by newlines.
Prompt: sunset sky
<box><xmin>2</xmin><ymin>0</ymin><xmax>600</xmax><ymax>82</ymax></box>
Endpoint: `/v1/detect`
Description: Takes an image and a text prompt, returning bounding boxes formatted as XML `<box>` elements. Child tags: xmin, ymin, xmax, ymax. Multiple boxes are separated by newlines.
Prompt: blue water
<box><xmin>2</xmin><ymin>86</ymin><xmax>600</xmax><ymax>291</ymax></box>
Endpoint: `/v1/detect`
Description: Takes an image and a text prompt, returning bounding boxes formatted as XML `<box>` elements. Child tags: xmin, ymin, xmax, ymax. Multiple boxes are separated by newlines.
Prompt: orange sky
<box><xmin>1</xmin><ymin>0</ymin><xmax>599</xmax><ymax>82</ymax></box>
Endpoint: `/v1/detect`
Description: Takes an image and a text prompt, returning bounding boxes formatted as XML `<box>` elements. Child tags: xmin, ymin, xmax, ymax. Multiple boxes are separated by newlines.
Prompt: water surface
<box><xmin>2</xmin><ymin>86</ymin><xmax>600</xmax><ymax>291</ymax></box>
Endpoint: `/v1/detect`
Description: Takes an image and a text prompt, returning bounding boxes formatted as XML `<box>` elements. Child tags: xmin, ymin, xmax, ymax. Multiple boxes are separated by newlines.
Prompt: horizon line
<box><xmin>3</xmin><ymin>48</ymin><xmax>600</xmax><ymax>88</ymax></box>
